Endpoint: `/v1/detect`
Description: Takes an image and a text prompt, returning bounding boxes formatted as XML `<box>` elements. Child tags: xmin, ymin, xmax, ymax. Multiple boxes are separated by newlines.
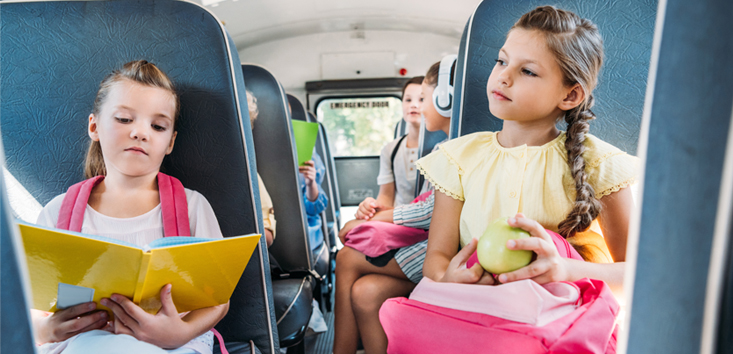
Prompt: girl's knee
<box><xmin>351</xmin><ymin>277</ymin><xmax>385</xmax><ymax>313</ymax></box>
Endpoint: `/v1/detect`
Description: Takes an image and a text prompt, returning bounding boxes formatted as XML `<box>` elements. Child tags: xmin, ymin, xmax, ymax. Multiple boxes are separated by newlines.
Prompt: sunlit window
<box><xmin>316</xmin><ymin>96</ymin><xmax>402</xmax><ymax>157</ymax></box>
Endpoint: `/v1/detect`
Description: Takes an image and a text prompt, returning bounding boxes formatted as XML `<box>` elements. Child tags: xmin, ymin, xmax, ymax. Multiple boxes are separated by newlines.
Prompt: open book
<box><xmin>18</xmin><ymin>223</ymin><xmax>260</xmax><ymax>314</ymax></box>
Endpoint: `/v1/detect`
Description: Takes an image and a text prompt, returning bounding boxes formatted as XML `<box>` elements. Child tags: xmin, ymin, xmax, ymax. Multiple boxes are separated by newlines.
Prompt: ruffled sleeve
<box><xmin>415</xmin><ymin>147</ymin><xmax>464</xmax><ymax>201</ymax></box>
<box><xmin>583</xmin><ymin>135</ymin><xmax>639</xmax><ymax>198</ymax></box>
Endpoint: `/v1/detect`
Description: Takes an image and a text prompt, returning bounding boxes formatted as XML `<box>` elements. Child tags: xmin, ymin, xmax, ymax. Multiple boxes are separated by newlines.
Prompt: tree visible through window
<box><xmin>316</xmin><ymin>96</ymin><xmax>403</xmax><ymax>156</ymax></box>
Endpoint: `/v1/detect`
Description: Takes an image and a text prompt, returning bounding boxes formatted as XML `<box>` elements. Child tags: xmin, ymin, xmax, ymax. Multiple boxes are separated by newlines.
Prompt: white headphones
<box><xmin>432</xmin><ymin>54</ymin><xmax>458</xmax><ymax>118</ymax></box>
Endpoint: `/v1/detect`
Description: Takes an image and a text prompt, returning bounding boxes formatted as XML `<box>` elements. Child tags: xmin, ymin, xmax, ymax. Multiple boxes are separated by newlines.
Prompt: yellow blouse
<box><xmin>415</xmin><ymin>131</ymin><xmax>638</xmax><ymax>247</ymax></box>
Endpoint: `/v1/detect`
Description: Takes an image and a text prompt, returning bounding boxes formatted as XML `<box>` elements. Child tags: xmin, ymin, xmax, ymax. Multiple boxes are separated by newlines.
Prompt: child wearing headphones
<box><xmin>333</xmin><ymin>58</ymin><xmax>456</xmax><ymax>354</ymax></box>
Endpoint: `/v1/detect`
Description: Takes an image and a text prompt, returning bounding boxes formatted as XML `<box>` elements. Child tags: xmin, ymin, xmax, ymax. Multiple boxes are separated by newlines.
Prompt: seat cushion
<box><xmin>272</xmin><ymin>277</ymin><xmax>313</xmax><ymax>347</ymax></box>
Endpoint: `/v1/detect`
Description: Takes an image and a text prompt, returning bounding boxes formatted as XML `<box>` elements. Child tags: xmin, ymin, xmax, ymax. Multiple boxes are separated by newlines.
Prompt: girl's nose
<box><xmin>497</xmin><ymin>69</ymin><xmax>512</xmax><ymax>86</ymax></box>
<box><xmin>130</xmin><ymin>125</ymin><xmax>149</xmax><ymax>141</ymax></box>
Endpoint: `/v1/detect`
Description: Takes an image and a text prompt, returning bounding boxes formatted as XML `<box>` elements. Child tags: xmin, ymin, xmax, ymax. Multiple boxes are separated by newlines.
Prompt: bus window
<box><xmin>316</xmin><ymin>96</ymin><xmax>402</xmax><ymax>156</ymax></box>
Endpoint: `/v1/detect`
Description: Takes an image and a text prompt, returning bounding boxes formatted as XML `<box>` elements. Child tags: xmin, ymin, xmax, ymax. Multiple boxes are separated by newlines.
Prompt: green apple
<box><xmin>476</xmin><ymin>217</ymin><xmax>533</xmax><ymax>274</ymax></box>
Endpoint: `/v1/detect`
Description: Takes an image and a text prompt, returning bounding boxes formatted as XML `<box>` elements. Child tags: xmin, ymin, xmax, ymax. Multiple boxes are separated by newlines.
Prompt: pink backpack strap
<box><xmin>57</xmin><ymin>173</ymin><xmax>190</xmax><ymax>237</ymax></box>
<box><xmin>157</xmin><ymin>172</ymin><xmax>191</xmax><ymax>237</ymax></box>
<box><xmin>57</xmin><ymin>176</ymin><xmax>104</xmax><ymax>232</ymax></box>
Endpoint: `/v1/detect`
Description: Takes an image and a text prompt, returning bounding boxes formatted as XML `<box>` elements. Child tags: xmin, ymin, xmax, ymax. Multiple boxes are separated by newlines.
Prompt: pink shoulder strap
<box><xmin>57</xmin><ymin>173</ymin><xmax>190</xmax><ymax>237</ymax></box>
<box><xmin>57</xmin><ymin>175</ymin><xmax>104</xmax><ymax>232</ymax></box>
<box><xmin>157</xmin><ymin>172</ymin><xmax>191</xmax><ymax>237</ymax></box>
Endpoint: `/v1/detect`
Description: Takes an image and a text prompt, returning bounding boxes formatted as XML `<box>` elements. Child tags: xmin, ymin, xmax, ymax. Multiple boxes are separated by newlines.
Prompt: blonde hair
<box><xmin>512</xmin><ymin>6</ymin><xmax>604</xmax><ymax>239</ymax></box>
<box><xmin>246</xmin><ymin>89</ymin><xmax>259</xmax><ymax>128</ymax></box>
<box><xmin>85</xmin><ymin>60</ymin><xmax>179</xmax><ymax>178</ymax></box>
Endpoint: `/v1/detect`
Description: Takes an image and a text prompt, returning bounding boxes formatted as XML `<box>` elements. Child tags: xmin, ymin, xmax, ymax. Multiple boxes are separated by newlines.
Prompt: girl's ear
<box><xmin>166</xmin><ymin>131</ymin><xmax>177</xmax><ymax>155</ymax></box>
<box><xmin>88</xmin><ymin>114</ymin><xmax>100</xmax><ymax>141</ymax></box>
<box><xmin>558</xmin><ymin>83</ymin><xmax>586</xmax><ymax>111</ymax></box>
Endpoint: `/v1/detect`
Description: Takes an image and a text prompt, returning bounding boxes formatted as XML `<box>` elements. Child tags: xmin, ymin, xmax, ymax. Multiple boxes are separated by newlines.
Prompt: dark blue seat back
<box><xmin>319</xmin><ymin>123</ymin><xmax>342</xmax><ymax>230</ymax></box>
<box><xmin>0</xmin><ymin>2</ymin><xmax>277</xmax><ymax>352</ymax></box>
<box><xmin>243</xmin><ymin>65</ymin><xmax>313</xmax><ymax>272</ymax></box>
<box><xmin>0</xmin><ymin>143</ymin><xmax>35</xmax><ymax>353</ymax></box>
<box><xmin>394</xmin><ymin>119</ymin><xmax>406</xmax><ymax>139</ymax></box>
<box><xmin>288</xmin><ymin>94</ymin><xmax>308</xmax><ymax>122</ymax></box>
<box><xmin>451</xmin><ymin>0</ymin><xmax>656</xmax><ymax>155</ymax></box>
<box><xmin>415</xmin><ymin>120</ymin><xmax>448</xmax><ymax>196</ymax></box>
<box><xmin>309</xmin><ymin>113</ymin><xmax>339</xmax><ymax>247</ymax></box>
<box><xmin>623</xmin><ymin>1</ymin><xmax>733</xmax><ymax>353</ymax></box>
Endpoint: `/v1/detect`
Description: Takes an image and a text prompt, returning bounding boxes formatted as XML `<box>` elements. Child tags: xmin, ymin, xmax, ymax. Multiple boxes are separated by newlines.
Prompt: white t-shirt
<box><xmin>377</xmin><ymin>136</ymin><xmax>418</xmax><ymax>206</ymax></box>
<box><xmin>36</xmin><ymin>188</ymin><xmax>222</xmax><ymax>354</ymax></box>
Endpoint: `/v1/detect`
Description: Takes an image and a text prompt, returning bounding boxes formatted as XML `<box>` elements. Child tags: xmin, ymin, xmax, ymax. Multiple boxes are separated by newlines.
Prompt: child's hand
<box><xmin>32</xmin><ymin>302</ymin><xmax>108</xmax><ymax>344</ymax></box>
<box><xmin>356</xmin><ymin>197</ymin><xmax>385</xmax><ymax>220</ymax></box>
<box><xmin>440</xmin><ymin>238</ymin><xmax>495</xmax><ymax>285</ymax></box>
<box><xmin>299</xmin><ymin>160</ymin><xmax>317</xmax><ymax>186</ymax></box>
<box><xmin>338</xmin><ymin>218</ymin><xmax>366</xmax><ymax>244</ymax></box>
<box><xmin>101</xmin><ymin>284</ymin><xmax>191</xmax><ymax>349</ymax></box>
<box><xmin>497</xmin><ymin>214</ymin><xmax>570</xmax><ymax>284</ymax></box>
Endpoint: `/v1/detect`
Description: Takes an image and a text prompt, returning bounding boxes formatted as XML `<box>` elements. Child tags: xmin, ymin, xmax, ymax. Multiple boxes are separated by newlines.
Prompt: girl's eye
<box><xmin>494</xmin><ymin>59</ymin><xmax>506</xmax><ymax>66</ymax></box>
<box><xmin>115</xmin><ymin>117</ymin><xmax>132</xmax><ymax>123</ymax></box>
<box><xmin>152</xmin><ymin>124</ymin><xmax>167</xmax><ymax>132</ymax></box>
<box><xmin>522</xmin><ymin>68</ymin><xmax>537</xmax><ymax>77</ymax></box>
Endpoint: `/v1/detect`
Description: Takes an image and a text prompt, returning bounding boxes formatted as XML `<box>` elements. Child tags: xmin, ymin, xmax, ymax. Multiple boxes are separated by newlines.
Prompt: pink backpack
<box><xmin>343</xmin><ymin>191</ymin><xmax>433</xmax><ymax>257</ymax></box>
<box><xmin>57</xmin><ymin>172</ymin><xmax>190</xmax><ymax>236</ymax></box>
<box><xmin>380</xmin><ymin>277</ymin><xmax>618</xmax><ymax>354</ymax></box>
<box><xmin>57</xmin><ymin>172</ymin><xmax>233</xmax><ymax>354</ymax></box>
<box><xmin>379</xmin><ymin>229</ymin><xmax>617</xmax><ymax>354</ymax></box>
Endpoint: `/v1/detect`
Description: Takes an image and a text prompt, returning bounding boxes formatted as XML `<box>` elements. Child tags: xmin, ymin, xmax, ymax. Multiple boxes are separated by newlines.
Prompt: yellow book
<box><xmin>18</xmin><ymin>223</ymin><xmax>260</xmax><ymax>314</ymax></box>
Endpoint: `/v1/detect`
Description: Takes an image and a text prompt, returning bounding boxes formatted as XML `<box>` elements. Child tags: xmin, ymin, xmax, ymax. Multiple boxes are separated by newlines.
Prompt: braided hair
<box><xmin>512</xmin><ymin>6</ymin><xmax>604</xmax><ymax>238</ymax></box>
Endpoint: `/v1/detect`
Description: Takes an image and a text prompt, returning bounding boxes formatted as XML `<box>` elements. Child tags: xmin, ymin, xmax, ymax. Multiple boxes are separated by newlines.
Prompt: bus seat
<box><xmin>288</xmin><ymin>94</ymin><xmax>308</xmax><ymax>122</ymax></box>
<box><xmin>309</xmin><ymin>114</ymin><xmax>338</xmax><ymax>249</ymax></box>
<box><xmin>242</xmin><ymin>64</ymin><xmax>317</xmax><ymax>351</ymax></box>
<box><xmin>290</xmin><ymin>99</ymin><xmax>332</xmax><ymax>314</ymax></box>
<box><xmin>308</xmin><ymin>113</ymin><xmax>337</xmax><ymax>312</ymax></box>
<box><xmin>414</xmin><ymin>117</ymin><xmax>448</xmax><ymax>197</ymax></box>
<box><xmin>450</xmin><ymin>0</ymin><xmax>655</xmax><ymax>157</ymax></box>
<box><xmin>0</xmin><ymin>144</ymin><xmax>35</xmax><ymax>353</ymax></box>
<box><xmin>624</xmin><ymin>1</ymin><xmax>733</xmax><ymax>353</ymax></box>
<box><xmin>318</xmin><ymin>122</ymin><xmax>342</xmax><ymax>232</ymax></box>
<box><xmin>0</xmin><ymin>2</ymin><xmax>278</xmax><ymax>353</ymax></box>
<box><xmin>394</xmin><ymin>119</ymin><xmax>406</xmax><ymax>139</ymax></box>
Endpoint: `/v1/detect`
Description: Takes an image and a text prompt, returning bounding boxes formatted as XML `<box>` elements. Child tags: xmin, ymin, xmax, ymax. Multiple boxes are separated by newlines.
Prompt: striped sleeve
<box><xmin>392</xmin><ymin>193</ymin><xmax>434</xmax><ymax>230</ymax></box>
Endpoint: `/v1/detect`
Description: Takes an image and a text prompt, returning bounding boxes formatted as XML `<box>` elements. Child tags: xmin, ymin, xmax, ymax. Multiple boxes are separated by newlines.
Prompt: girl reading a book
<box><xmin>31</xmin><ymin>60</ymin><xmax>228</xmax><ymax>354</ymax></box>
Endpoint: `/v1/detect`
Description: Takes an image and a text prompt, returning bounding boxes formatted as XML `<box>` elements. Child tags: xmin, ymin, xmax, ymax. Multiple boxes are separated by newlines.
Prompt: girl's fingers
<box><xmin>101</xmin><ymin>297</ymin><xmax>139</xmax><ymax>331</ymax></box>
<box><xmin>499</xmin><ymin>259</ymin><xmax>550</xmax><ymax>283</ymax></box>
<box><xmin>452</xmin><ymin>238</ymin><xmax>478</xmax><ymax>266</ymax></box>
<box><xmin>507</xmin><ymin>216</ymin><xmax>553</xmax><ymax>243</ymax></box>
<box><xmin>74</xmin><ymin>312</ymin><xmax>109</xmax><ymax>334</ymax></box>
<box><xmin>113</xmin><ymin>319</ymin><xmax>134</xmax><ymax>336</ymax></box>
<box><xmin>507</xmin><ymin>237</ymin><xmax>556</xmax><ymax>257</ymax></box>
<box><xmin>56</xmin><ymin>302</ymin><xmax>97</xmax><ymax>322</ymax></box>
<box><xmin>58</xmin><ymin>311</ymin><xmax>106</xmax><ymax>335</ymax></box>
<box><xmin>475</xmin><ymin>270</ymin><xmax>496</xmax><ymax>285</ymax></box>
<box><xmin>158</xmin><ymin>284</ymin><xmax>177</xmax><ymax>316</ymax></box>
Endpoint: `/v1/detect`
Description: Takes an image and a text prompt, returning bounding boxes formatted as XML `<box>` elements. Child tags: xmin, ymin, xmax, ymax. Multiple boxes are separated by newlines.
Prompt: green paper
<box><xmin>291</xmin><ymin>120</ymin><xmax>319</xmax><ymax>166</ymax></box>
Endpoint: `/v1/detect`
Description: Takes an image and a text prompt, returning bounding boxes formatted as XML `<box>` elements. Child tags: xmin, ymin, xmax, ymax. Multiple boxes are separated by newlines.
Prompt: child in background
<box><xmin>300</xmin><ymin>150</ymin><xmax>328</xmax><ymax>251</ymax></box>
<box><xmin>333</xmin><ymin>61</ymin><xmax>452</xmax><ymax>354</ymax></box>
<box><xmin>32</xmin><ymin>60</ymin><xmax>227</xmax><ymax>354</ymax></box>
<box><xmin>355</xmin><ymin>76</ymin><xmax>424</xmax><ymax>219</ymax></box>
<box><xmin>421</xmin><ymin>5</ymin><xmax>636</xmax><ymax>292</ymax></box>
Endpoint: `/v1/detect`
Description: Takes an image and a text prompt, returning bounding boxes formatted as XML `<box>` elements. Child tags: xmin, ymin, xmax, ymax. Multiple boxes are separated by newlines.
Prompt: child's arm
<box><xmin>31</xmin><ymin>304</ymin><xmax>108</xmax><ymax>344</ymax></box>
<box><xmin>423</xmin><ymin>191</ymin><xmax>494</xmax><ymax>285</ymax></box>
<box><xmin>101</xmin><ymin>284</ymin><xmax>229</xmax><ymax>349</ymax></box>
<box><xmin>355</xmin><ymin>182</ymin><xmax>395</xmax><ymax>220</ymax></box>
